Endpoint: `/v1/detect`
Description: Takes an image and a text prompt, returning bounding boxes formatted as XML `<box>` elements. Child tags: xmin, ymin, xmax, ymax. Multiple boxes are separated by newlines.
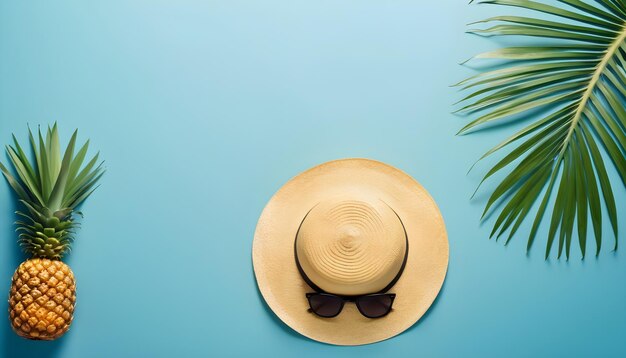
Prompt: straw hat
<box><xmin>252</xmin><ymin>159</ymin><xmax>448</xmax><ymax>345</ymax></box>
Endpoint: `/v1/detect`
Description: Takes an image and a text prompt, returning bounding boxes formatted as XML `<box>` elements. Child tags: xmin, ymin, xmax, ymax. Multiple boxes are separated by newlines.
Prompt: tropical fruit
<box><xmin>0</xmin><ymin>124</ymin><xmax>103</xmax><ymax>340</ymax></box>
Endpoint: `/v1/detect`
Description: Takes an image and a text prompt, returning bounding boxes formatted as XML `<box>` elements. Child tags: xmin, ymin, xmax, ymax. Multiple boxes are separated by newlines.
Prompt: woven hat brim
<box><xmin>252</xmin><ymin>158</ymin><xmax>449</xmax><ymax>345</ymax></box>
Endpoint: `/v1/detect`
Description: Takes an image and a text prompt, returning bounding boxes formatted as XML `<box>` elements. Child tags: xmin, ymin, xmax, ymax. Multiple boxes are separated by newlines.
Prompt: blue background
<box><xmin>0</xmin><ymin>1</ymin><xmax>624</xmax><ymax>357</ymax></box>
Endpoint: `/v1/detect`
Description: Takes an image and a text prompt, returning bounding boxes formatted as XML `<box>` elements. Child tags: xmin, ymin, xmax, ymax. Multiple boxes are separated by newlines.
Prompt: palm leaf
<box><xmin>458</xmin><ymin>0</ymin><xmax>626</xmax><ymax>259</ymax></box>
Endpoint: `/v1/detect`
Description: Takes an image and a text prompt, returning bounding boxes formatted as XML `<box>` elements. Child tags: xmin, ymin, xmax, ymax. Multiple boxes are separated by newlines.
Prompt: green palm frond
<box><xmin>457</xmin><ymin>0</ymin><xmax>626</xmax><ymax>259</ymax></box>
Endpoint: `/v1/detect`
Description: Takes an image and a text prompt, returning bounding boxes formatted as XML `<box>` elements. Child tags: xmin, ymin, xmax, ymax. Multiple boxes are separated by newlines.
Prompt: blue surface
<box><xmin>0</xmin><ymin>1</ymin><xmax>625</xmax><ymax>357</ymax></box>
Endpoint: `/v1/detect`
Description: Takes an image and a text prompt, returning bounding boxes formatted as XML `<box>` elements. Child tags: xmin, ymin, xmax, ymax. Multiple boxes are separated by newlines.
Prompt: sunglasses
<box><xmin>306</xmin><ymin>292</ymin><xmax>396</xmax><ymax>318</ymax></box>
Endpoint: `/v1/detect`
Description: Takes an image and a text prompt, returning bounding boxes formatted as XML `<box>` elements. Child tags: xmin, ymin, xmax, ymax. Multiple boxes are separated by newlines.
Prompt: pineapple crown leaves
<box><xmin>0</xmin><ymin>123</ymin><xmax>105</xmax><ymax>259</ymax></box>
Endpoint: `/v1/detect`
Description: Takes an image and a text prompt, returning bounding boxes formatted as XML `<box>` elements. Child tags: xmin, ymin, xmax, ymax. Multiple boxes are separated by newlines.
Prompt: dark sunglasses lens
<box><xmin>308</xmin><ymin>294</ymin><xmax>343</xmax><ymax>317</ymax></box>
<box><xmin>357</xmin><ymin>294</ymin><xmax>394</xmax><ymax>318</ymax></box>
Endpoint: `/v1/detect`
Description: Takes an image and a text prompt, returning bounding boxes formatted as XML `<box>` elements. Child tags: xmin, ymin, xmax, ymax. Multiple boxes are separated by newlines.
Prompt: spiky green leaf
<box><xmin>458</xmin><ymin>0</ymin><xmax>626</xmax><ymax>258</ymax></box>
<box><xmin>0</xmin><ymin>124</ymin><xmax>105</xmax><ymax>259</ymax></box>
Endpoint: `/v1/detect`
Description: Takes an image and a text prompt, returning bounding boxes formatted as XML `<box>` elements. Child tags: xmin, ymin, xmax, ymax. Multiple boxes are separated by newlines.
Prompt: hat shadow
<box><xmin>399</xmin><ymin>277</ymin><xmax>447</xmax><ymax>337</ymax></box>
<box><xmin>1</xmin><ymin>189</ymin><xmax>66</xmax><ymax>358</ymax></box>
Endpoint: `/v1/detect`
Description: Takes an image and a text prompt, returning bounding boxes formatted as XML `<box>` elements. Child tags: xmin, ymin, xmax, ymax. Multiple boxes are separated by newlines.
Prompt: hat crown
<box><xmin>295</xmin><ymin>196</ymin><xmax>407</xmax><ymax>296</ymax></box>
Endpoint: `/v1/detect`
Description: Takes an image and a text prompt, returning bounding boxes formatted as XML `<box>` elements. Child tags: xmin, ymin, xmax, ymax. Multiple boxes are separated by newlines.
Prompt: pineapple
<box><xmin>0</xmin><ymin>124</ymin><xmax>104</xmax><ymax>340</ymax></box>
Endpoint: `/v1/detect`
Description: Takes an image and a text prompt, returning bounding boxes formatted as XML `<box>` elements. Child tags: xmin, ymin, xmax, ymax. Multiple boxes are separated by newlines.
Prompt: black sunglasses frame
<box><xmin>306</xmin><ymin>292</ymin><xmax>396</xmax><ymax>319</ymax></box>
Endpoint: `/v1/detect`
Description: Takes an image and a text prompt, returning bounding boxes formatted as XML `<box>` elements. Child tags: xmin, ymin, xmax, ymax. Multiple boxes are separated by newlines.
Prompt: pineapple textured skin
<box><xmin>9</xmin><ymin>258</ymin><xmax>76</xmax><ymax>340</ymax></box>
